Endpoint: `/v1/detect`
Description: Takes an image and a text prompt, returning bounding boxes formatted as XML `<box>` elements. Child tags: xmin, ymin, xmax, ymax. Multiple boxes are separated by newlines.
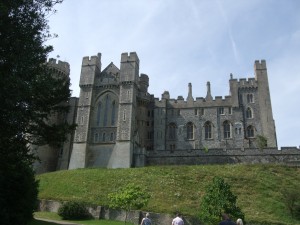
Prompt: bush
<box><xmin>281</xmin><ymin>188</ymin><xmax>300</xmax><ymax>219</ymax></box>
<box><xmin>58</xmin><ymin>201</ymin><xmax>90</xmax><ymax>220</ymax></box>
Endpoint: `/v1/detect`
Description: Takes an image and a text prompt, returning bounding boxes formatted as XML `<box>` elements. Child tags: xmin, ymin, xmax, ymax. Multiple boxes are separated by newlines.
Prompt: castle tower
<box><xmin>255</xmin><ymin>60</ymin><xmax>277</xmax><ymax>147</ymax></box>
<box><xmin>69</xmin><ymin>54</ymin><xmax>101</xmax><ymax>169</ymax></box>
<box><xmin>108</xmin><ymin>52</ymin><xmax>140</xmax><ymax>168</ymax></box>
<box><xmin>33</xmin><ymin>58</ymin><xmax>71</xmax><ymax>173</ymax></box>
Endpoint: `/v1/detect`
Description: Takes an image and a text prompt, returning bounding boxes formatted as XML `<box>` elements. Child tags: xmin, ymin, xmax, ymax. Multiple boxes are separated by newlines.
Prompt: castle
<box><xmin>35</xmin><ymin>52</ymin><xmax>300</xmax><ymax>174</ymax></box>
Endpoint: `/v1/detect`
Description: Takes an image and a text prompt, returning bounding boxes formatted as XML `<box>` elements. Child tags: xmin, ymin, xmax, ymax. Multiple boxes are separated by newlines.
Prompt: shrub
<box><xmin>58</xmin><ymin>201</ymin><xmax>90</xmax><ymax>220</ymax></box>
<box><xmin>256</xmin><ymin>135</ymin><xmax>268</xmax><ymax>149</ymax></box>
<box><xmin>281</xmin><ymin>188</ymin><xmax>300</xmax><ymax>219</ymax></box>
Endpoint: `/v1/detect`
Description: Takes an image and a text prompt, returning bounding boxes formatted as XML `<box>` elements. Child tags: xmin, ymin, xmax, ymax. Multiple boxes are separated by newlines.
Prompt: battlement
<box><xmin>121</xmin><ymin>52</ymin><xmax>140</xmax><ymax>65</ymax></box>
<box><xmin>82</xmin><ymin>53</ymin><xmax>101</xmax><ymax>68</ymax></box>
<box><xmin>139</xmin><ymin>74</ymin><xmax>149</xmax><ymax>83</ymax></box>
<box><xmin>47</xmin><ymin>58</ymin><xmax>70</xmax><ymax>74</ymax></box>
<box><xmin>230</xmin><ymin>77</ymin><xmax>258</xmax><ymax>87</ymax></box>
<box><xmin>254</xmin><ymin>59</ymin><xmax>266</xmax><ymax>70</ymax></box>
<box><xmin>155</xmin><ymin>92</ymin><xmax>232</xmax><ymax>107</ymax></box>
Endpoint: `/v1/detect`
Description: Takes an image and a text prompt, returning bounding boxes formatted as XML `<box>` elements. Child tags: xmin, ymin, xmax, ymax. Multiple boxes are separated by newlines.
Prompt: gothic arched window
<box><xmin>204</xmin><ymin>121</ymin><xmax>212</xmax><ymax>139</ymax></box>
<box><xmin>187</xmin><ymin>122</ymin><xmax>194</xmax><ymax>140</ymax></box>
<box><xmin>168</xmin><ymin>123</ymin><xmax>177</xmax><ymax>140</ymax></box>
<box><xmin>247</xmin><ymin>94</ymin><xmax>254</xmax><ymax>103</ymax></box>
<box><xmin>223</xmin><ymin>121</ymin><xmax>231</xmax><ymax>139</ymax></box>
<box><xmin>247</xmin><ymin>125</ymin><xmax>255</xmax><ymax>138</ymax></box>
<box><xmin>246</xmin><ymin>107</ymin><xmax>253</xmax><ymax>119</ymax></box>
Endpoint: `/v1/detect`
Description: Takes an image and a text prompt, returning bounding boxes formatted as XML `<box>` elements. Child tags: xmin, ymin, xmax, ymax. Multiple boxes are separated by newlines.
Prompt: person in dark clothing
<box><xmin>218</xmin><ymin>213</ymin><xmax>236</xmax><ymax>225</ymax></box>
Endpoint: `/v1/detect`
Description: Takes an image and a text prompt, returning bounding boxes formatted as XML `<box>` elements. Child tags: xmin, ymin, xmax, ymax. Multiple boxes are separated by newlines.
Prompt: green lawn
<box><xmin>36</xmin><ymin>164</ymin><xmax>300</xmax><ymax>225</ymax></box>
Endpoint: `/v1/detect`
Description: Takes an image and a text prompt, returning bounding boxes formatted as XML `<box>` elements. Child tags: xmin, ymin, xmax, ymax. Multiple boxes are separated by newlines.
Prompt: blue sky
<box><xmin>47</xmin><ymin>0</ymin><xmax>300</xmax><ymax>148</ymax></box>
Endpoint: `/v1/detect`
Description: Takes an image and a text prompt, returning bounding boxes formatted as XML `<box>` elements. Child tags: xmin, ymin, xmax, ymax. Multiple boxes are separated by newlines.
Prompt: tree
<box><xmin>108</xmin><ymin>184</ymin><xmax>150</xmax><ymax>225</ymax></box>
<box><xmin>0</xmin><ymin>1</ymin><xmax>74</xmax><ymax>224</ymax></box>
<box><xmin>199</xmin><ymin>177</ymin><xmax>245</xmax><ymax>225</ymax></box>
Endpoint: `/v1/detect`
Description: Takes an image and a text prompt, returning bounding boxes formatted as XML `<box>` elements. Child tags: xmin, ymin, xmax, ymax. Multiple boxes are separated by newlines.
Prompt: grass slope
<box><xmin>37</xmin><ymin>164</ymin><xmax>300</xmax><ymax>225</ymax></box>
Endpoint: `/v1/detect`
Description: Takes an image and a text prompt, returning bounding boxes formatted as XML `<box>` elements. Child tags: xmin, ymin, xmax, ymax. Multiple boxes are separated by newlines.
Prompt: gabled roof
<box><xmin>102</xmin><ymin>62</ymin><xmax>120</xmax><ymax>74</ymax></box>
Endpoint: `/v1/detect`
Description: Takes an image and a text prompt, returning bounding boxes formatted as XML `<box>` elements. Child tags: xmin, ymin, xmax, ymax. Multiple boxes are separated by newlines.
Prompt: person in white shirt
<box><xmin>172</xmin><ymin>212</ymin><xmax>184</xmax><ymax>225</ymax></box>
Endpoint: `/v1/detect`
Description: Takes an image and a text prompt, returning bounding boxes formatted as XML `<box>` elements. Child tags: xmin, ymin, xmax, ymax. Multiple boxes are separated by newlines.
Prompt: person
<box><xmin>172</xmin><ymin>212</ymin><xmax>184</xmax><ymax>225</ymax></box>
<box><xmin>140</xmin><ymin>212</ymin><xmax>151</xmax><ymax>225</ymax></box>
<box><xmin>218</xmin><ymin>213</ymin><xmax>236</xmax><ymax>225</ymax></box>
<box><xmin>236</xmin><ymin>218</ymin><xmax>243</xmax><ymax>225</ymax></box>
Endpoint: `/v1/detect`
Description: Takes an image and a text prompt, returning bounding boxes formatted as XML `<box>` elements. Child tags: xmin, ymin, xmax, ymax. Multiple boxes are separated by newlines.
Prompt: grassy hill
<box><xmin>37</xmin><ymin>164</ymin><xmax>300</xmax><ymax>225</ymax></box>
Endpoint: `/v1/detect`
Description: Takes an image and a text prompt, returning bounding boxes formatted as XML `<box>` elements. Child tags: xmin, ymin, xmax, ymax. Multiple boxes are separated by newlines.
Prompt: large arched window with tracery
<box><xmin>223</xmin><ymin>120</ymin><xmax>231</xmax><ymax>139</ymax></box>
<box><xmin>168</xmin><ymin>123</ymin><xmax>177</xmax><ymax>140</ymax></box>
<box><xmin>187</xmin><ymin>122</ymin><xmax>194</xmax><ymax>140</ymax></box>
<box><xmin>204</xmin><ymin>121</ymin><xmax>212</xmax><ymax>139</ymax></box>
<box><xmin>97</xmin><ymin>102</ymin><xmax>102</xmax><ymax>126</ymax></box>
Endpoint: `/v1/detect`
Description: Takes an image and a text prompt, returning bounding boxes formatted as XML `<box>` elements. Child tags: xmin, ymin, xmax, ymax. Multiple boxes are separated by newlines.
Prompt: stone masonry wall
<box><xmin>144</xmin><ymin>147</ymin><xmax>300</xmax><ymax>166</ymax></box>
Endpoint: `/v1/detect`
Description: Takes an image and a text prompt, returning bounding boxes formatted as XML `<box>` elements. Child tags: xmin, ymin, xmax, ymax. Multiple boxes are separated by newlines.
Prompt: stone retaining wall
<box><xmin>144</xmin><ymin>147</ymin><xmax>300</xmax><ymax>166</ymax></box>
<box><xmin>38</xmin><ymin>200</ymin><xmax>183</xmax><ymax>225</ymax></box>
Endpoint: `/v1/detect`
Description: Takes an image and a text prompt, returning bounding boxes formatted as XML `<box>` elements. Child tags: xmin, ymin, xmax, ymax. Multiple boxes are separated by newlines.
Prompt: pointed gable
<box><xmin>98</xmin><ymin>62</ymin><xmax>120</xmax><ymax>84</ymax></box>
<box><xmin>101</xmin><ymin>62</ymin><xmax>120</xmax><ymax>79</ymax></box>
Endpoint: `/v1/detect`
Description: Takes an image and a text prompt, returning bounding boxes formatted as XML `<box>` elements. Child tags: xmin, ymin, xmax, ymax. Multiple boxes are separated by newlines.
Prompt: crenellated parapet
<box><xmin>230</xmin><ymin>77</ymin><xmax>258</xmax><ymax>89</ymax></box>
<box><xmin>47</xmin><ymin>58</ymin><xmax>70</xmax><ymax>76</ymax></box>
<box><xmin>254</xmin><ymin>59</ymin><xmax>266</xmax><ymax>70</ymax></box>
<box><xmin>139</xmin><ymin>73</ymin><xmax>149</xmax><ymax>93</ymax></box>
<box><xmin>121</xmin><ymin>52</ymin><xmax>140</xmax><ymax>67</ymax></box>
<box><xmin>154</xmin><ymin>95</ymin><xmax>233</xmax><ymax>108</ymax></box>
<box><xmin>82</xmin><ymin>53</ymin><xmax>101</xmax><ymax>69</ymax></box>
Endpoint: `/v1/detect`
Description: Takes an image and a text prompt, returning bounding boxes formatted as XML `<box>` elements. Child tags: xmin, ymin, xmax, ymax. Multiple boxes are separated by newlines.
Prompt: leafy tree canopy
<box><xmin>199</xmin><ymin>177</ymin><xmax>245</xmax><ymax>225</ymax></box>
<box><xmin>0</xmin><ymin>0</ymin><xmax>74</xmax><ymax>149</ymax></box>
<box><xmin>108</xmin><ymin>184</ymin><xmax>150</xmax><ymax>225</ymax></box>
<box><xmin>0</xmin><ymin>1</ymin><xmax>74</xmax><ymax>224</ymax></box>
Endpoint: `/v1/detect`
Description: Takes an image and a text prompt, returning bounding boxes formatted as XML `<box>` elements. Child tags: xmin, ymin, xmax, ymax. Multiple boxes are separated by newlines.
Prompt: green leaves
<box><xmin>199</xmin><ymin>177</ymin><xmax>244</xmax><ymax>225</ymax></box>
<box><xmin>108</xmin><ymin>184</ymin><xmax>150</xmax><ymax>225</ymax></box>
<box><xmin>0</xmin><ymin>1</ymin><xmax>70</xmax><ymax>224</ymax></box>
<box><xmin>108</xmin><ymin>184</ymin><xmax>150</xmax><ymax>211</ymax></box>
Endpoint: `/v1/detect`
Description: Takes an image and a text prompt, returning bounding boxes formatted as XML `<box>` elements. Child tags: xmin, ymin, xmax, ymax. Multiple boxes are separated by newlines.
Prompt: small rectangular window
<box><xmin>228</xmin><ymin>107</ymin><xmax>232</xmax><ymax>114</ymax></box>
<box><xmin>218</xmin><ymin>107</ymin><xmax>224</xmax><ymax>115</ymax></box>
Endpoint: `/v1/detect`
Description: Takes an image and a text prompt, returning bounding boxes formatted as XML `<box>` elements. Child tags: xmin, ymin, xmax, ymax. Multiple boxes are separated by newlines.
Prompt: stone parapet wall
<box><xmin>144</xmin><ymin>147</ymin><xmax>300</xmax><ymax>166</ymax></box>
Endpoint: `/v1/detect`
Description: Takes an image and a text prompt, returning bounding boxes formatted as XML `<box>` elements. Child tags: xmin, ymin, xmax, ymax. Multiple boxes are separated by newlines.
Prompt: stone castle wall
<box><xmin>138</xmin><ymin>147</ymin><xmax>300</xmax><ymax>167</ymax></box>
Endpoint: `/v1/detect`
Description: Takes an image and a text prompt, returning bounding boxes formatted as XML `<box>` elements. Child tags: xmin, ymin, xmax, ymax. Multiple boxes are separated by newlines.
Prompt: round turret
<box><xmin>139</xmin><ymin>73</ymin><xmax>149</xmax><ymax>92</ymax></box>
